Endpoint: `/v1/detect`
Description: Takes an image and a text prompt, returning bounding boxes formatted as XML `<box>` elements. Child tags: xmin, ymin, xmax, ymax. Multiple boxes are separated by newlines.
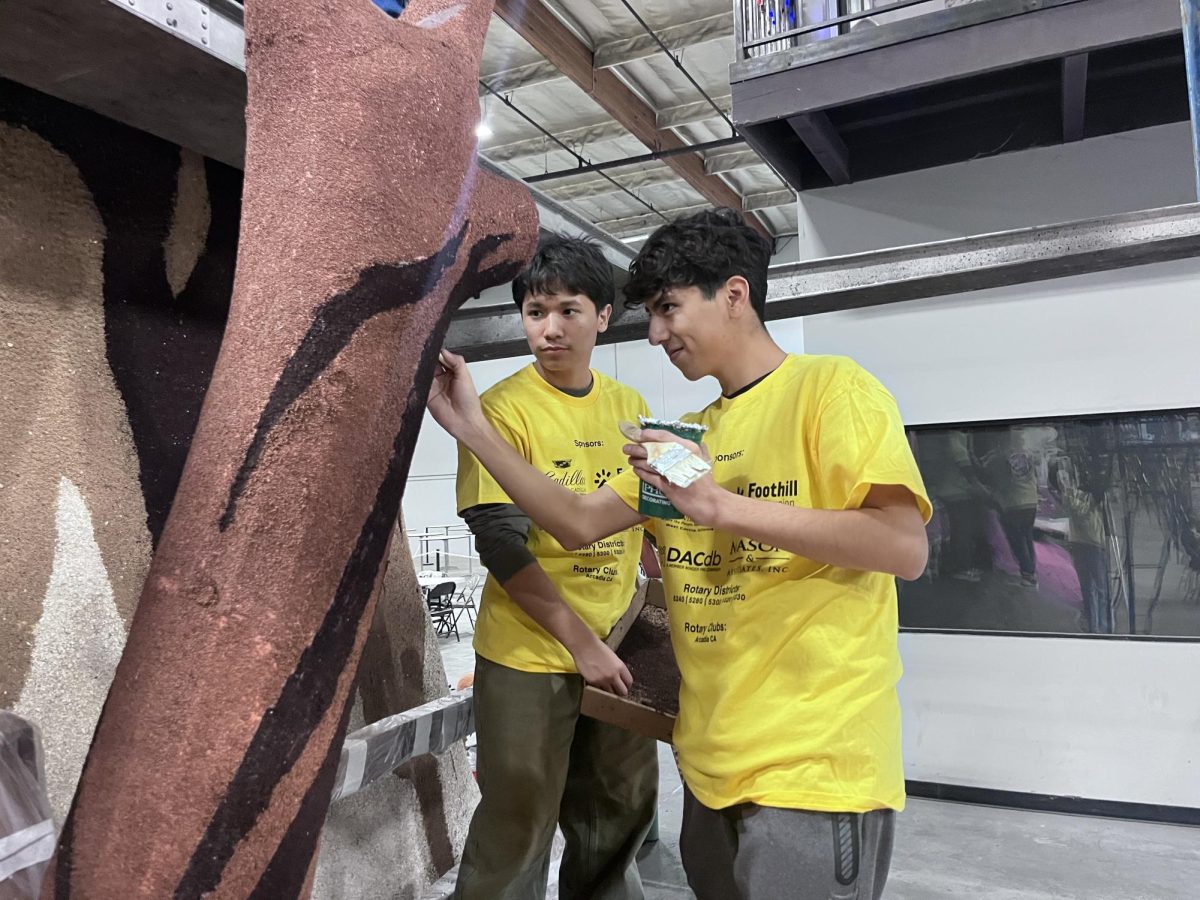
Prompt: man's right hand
<box><xmin>429</xmin><ymin>349</ymin><xmax>486</xmax><ymax>439</ymax></box>
<box><xmin>573</xmin><ymin>636</ymin><xmax>634</xmax><ymax>697</ymax></box>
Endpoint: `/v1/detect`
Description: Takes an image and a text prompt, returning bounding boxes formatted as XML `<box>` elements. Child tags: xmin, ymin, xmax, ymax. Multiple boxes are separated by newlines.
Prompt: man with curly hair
<box><xmin>431</xmin><ymin>209</ymin><xmax>931</xmax><ymax>899</ymax></box>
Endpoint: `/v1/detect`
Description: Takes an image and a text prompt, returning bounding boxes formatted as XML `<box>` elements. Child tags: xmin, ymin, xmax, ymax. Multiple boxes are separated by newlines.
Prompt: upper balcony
<box><xmin>730</xmin><ymin>0</ymin><xmax>1192</xmax><ymax>190</ymax></box>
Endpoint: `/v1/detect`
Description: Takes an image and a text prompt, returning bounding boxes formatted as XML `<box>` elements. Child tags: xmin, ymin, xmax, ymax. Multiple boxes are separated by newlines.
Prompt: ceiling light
<box><xmin>475</xmin><ymin>121</ymin><xmax>492</xmax><ymax>140</ymax></box>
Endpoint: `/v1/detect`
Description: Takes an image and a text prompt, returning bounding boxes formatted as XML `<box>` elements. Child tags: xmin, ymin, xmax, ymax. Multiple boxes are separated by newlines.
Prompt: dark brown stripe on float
<box><xmin>219</xmin><ymin>220</ymin><xmax>469</xmax><ymax>531</ymax></box>
<box><xmin>247</xmin><ymin>695</ymin><xmax>355</xmax><ymax>899</ymax></box>
<box><xmin>175</xmin><ymin>232</ymin><xmax>519</xmax><ymax>899</ymax></box>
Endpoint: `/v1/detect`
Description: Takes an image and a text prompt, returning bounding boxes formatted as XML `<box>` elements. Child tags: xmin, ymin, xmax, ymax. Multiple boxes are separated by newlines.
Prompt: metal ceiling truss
<box><xmin>447</xmin><ymin>203</ymin><xmax>1200</xmax><ymax>361</ymax></box>
<box><xmin>481</xmin><ymin>119</ymin><xmax>634</xmax><ymax>164</ymax></box>
<box><xmin>493</xmin><ymin>0</ymin><xmax>771</xmax><ymax>236</ymax></box>
<box><xmin>480</xmin><ymin>92</ymin><xmax>737</xmax><ymax>165</ymax></box>
<box><xmin>657</xmin><ymin>93</ymin><xmax>732</xmax><ymax>130</ymax></box>
<box><xmin>542</xmin><ymin>167</ymin><xmax>683</xmax><ymax>202</ymax></box>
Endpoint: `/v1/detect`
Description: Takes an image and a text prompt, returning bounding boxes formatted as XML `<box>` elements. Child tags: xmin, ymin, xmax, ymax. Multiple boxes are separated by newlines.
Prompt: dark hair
<box><xmin>511</xmin><ymin>234</ymin><xmax>615</xmax><ymax>313</ymax></box>
<box><xmin>623</xmin><ymin>207</ymin><xmax>774</xmax><ymax>320</ymax></box>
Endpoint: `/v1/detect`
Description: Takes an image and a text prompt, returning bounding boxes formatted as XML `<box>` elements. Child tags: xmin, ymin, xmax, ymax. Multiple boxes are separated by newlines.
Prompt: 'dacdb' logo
<box><xmin>553</xmin><ymin>459</ymin><xmax>572</xmax><ymax>469</ymax></box>
<box><xmin>665</xmin><ymin>546</ymin><xmax>722</xmax><ymax>568</ymax></box>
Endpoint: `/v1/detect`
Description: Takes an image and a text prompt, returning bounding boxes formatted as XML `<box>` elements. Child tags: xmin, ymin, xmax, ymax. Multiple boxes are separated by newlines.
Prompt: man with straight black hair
<box><xmin>452</xmin><ymin>234</ymin><xmax>658</xmax><ymax>899</ymax></box>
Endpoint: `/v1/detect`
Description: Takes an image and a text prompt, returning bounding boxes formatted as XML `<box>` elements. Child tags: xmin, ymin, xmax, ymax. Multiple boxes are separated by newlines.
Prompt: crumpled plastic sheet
<box><xmin>0</xmin><ymin>712</ymin><xmax>53</xmax><ymax>900</ymax></box>
<box><xmin>330</xmin><ymin>691</ymin><xmax>475</xmax><ymax>802</ymax></box>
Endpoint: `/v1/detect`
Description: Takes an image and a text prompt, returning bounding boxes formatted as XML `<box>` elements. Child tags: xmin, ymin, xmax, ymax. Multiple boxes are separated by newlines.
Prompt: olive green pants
<box><xmin>453</xmin><ymin>656</ymin><xmax>659</xmax><ymax>900</ymax></box>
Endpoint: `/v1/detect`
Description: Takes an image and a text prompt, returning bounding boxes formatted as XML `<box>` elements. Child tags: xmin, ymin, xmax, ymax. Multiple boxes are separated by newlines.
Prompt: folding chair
<box><xmin>449</xmin><ymin>573</ymin><xmax>482</xmax><ymax>631</ymax></box>
<box><xmin>426</xmin><ymin>581</ymin><xmax>460</xmax><ymax>642</ymax></box>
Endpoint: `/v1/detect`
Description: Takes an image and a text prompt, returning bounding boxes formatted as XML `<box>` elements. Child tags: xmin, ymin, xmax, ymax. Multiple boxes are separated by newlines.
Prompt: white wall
<box><xmin>797</xmin><ymin>122</ymin><xmax>1197</xmax><ymax>258</ymax></box>
<box><xmin>807</xmin><ymin>259</ymin><xmax>1200</xmax><ymax>808</ymax></box>
<box><xmin>459</xmin><ymin>282</ymin><xmax>511</xmax><ymax>310</ymax></box>
<box><xmin>799</xmin><ymin>122</ymin><xmax>1200</xmax><ymax>809</ymax></box>
<box><xmin>897</xmin><ymin>633</ymin><xmax>1200</xmax><ymax>808</ymax></box>
<box><xmin>805</xmin><ymin>257</ymin><xmax>1200</xmax><ymax>426</ymax></box>
<box><xmin>402</xmin><ymin>320</ymin><xmax>805</xmax><ymax>548</ymax></box>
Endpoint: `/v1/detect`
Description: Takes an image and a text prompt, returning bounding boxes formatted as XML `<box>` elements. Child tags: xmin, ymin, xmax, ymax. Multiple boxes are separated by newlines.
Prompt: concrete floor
<box><xmin>436</xmin><ymin>634</ymin><xmax>1200</xmax><ymax>899</ymax></box>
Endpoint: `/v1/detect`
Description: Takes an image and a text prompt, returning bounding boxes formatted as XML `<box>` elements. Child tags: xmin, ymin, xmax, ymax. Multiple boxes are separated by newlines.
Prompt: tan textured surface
<box><xmin>13</xmin><ymin>478</ymin><xmax>129</xmax><ymax>823</ymax></box>
<box><xmin>48</xmin><ymin>0</ymin><xmax>537</xmax><ymax>895</ymax></box>
<box><xmin>315</xmin><ymin>530</ymin><xmax>479</xmax><ymax>895</ymax></box>
<box><xmin>165</xmin><ymin>149</ymin><xmax>212</xmax><ymax>298</ymax></box>
<box><xmin>0</xmin><ymin>123</ymin><xmax>151</xmax><ymax>741</ymax></box>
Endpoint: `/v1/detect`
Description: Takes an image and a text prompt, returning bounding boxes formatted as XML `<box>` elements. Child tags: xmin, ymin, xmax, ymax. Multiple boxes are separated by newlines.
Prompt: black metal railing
<box><xmin>735</xmin><ymin>0</ymin><xmax>956</xmax><ymax>60</ymax></box>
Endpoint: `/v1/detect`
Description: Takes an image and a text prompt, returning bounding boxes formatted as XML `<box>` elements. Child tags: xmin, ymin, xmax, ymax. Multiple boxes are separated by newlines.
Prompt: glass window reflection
<box><xmin>903</xmin><ymin>411</ymin><xmax>1200</xmax><ymax>637</ymax></box>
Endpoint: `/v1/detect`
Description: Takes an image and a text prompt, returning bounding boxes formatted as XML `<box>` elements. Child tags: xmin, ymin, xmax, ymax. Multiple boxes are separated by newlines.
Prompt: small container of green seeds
<box><xmin>634</xmin><ymin>417</ymin><xmax>708</xmax><ymax>519</ymax></box>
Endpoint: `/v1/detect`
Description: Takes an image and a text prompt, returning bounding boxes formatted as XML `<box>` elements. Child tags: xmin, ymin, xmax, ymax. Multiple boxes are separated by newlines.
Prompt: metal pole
<box><xmin>1183</xmin><ymin>0</ymin><xmax>1200</xmax><ymax>197</ymax></box>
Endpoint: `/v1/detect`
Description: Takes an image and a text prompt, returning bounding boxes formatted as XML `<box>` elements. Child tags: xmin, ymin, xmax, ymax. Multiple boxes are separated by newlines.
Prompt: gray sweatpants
<box><xmin>680</xmin><ymin>787</ymin><xmax>896</xmax><ymax>900</ymax></box>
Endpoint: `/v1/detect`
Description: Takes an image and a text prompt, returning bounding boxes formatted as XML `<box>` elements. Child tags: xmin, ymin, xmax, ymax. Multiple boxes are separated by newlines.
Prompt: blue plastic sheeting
<box><xmin>1183</xmin><ymin>0</ymin><xmax>1200</xmax><ymax>197</ymax></box>
<box><xmin>371</xmin><ymin>0</ymin><xmax>409</xmax><ymax>18</ymax></box>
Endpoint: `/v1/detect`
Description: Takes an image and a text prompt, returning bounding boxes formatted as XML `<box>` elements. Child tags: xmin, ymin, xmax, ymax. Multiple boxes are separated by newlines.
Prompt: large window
<box><xmin>902</xmin><ymin>410</ymin><xmax>1200</xmax><ymax>638</ymax></box>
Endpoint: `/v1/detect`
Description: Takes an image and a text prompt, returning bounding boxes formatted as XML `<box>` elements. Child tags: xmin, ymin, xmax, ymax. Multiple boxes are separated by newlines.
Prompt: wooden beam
<box><xmin>788</xmin><ymin>111</ymin><xmax>850</xmax><ymax>185</ymax></box>
<box><xmin>493</xmin><ymin>0</ymin><xmax>594</xmax><ymax>86</ymax></box>
<box><xmin>493</xmin><ymin>0</ymin><xmax>771</xmax><ymax>238</ymax></box>
<box><xmin>480</xmin><ymin>12</ymin><xmax>733</xmax><ymax>94</ymax></box>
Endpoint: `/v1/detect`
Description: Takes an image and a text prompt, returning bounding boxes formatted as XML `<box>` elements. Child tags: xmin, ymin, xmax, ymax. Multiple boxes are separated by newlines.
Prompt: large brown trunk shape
<box><xmin>41</xmin><ymin>1</ymin><xmax>537</xmax><ymax>896</ymax></box>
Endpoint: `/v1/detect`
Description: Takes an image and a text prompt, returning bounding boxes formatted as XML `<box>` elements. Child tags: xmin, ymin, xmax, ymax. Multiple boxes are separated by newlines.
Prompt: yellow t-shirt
<box><xmin>457</xmin><ymin>364</ymin><xmax>650</xmax><ymax>673</ymax></box>
<box><xmin>610</xmin><ymin>354</ymin><xmax>931</xmax><ymax>813</ymax></box>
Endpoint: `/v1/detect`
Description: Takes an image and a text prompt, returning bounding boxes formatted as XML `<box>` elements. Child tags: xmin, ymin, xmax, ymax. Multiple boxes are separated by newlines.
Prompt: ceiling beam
<box><xmin>592</xmin><ymin>187</ymin><xmax>796</xmax><ymax>235</ymax></box>
<box><xmin>480</xmin><ymin>13</ymin><xmax>733</xmax><ymax>95</ymax></box>
<box><xmin>480</xmin><ymin>95</ymin><xmax>737</xmax><ymax>166</ymax></box>
<box><xmin>594</xmin><ymin>12</ymin><xmax>733</xmax><ymax>70</ymax></box>
<box><xmin>480</xmin><ymin>119</ymin><xmax>633</xmax><ymax>163</ymax></box>
<box><xmin>493</xmin><ymin>0</ymin><xmax>770</xmax><ymax>237</ymax></box>
<box><xmin>542</xmin><ymin>165</ymin><xmax>680</xmax><ymax>202</ymax></box>
<box><xmin>594</xmin><ymin>203</ymin><xmax>710</xmax><ymax>238</ymax></box>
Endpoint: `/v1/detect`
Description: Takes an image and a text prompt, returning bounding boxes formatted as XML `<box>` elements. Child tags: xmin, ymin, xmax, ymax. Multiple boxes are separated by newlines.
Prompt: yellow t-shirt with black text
<box><xmin>458</xmin><ymin>364</ymin><xmax>650</xmax><ymax>673</ymax></box>
<box><xmin>610</xmin><ymin>354</ymin><xmax>931</xmax><ymax>813</ymax></box>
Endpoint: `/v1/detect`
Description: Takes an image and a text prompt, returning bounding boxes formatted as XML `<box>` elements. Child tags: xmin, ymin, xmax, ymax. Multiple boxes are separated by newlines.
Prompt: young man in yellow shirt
<box><xmin>431</xmin><ymin>209</ymin><xmax>930</xmax><ymax>899</ymax></box>
<box><xmin>452</xmin><ymin>236</ymin><xmax>658</xmax><ymax>900</ymax></box>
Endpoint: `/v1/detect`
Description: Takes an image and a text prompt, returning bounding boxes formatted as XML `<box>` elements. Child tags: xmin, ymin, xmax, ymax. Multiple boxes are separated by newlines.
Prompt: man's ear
<box><xmin>724</xmin><ymin>276</ymin><xmax>753</xmax><ymax>319</ymax></box>
<box><xmin>597</xmin><ymin>303</ymin><xmax>613</xmax><ymax>333</ymax></box>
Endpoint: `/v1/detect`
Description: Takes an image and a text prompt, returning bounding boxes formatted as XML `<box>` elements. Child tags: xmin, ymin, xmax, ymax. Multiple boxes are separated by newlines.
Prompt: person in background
<box><xmin>1051</xmin><ymin>458</ymin><xmax>1112</xmax><ymax>634</ymax></box>
<box><xmin>920</xmin><ymin>429</ymin><xmax>993</xmax><ymax>582</ymax></box>
<box><xmin>982</xmin><ymin>427</ymin><xmax>1040</xmax><ymax>587</ymax></box>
